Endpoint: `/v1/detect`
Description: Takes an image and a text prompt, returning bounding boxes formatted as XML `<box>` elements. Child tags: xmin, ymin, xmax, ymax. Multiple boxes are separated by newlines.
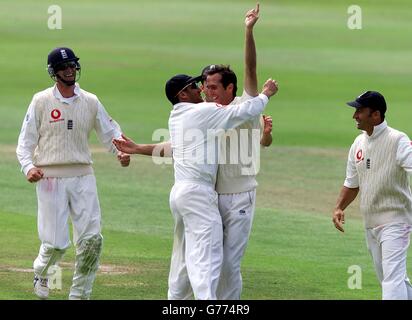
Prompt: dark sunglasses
<box><xmin>174</xmin><ymin>82</ymin><xmax>199</xmax><ymax>98</ymax></box>
<box><xmin>187</xmin><ymin>82</ymin><xmax>199</xmax><ymax>89</ymax></box>
<box><xmin>55</xmin><ymin>61</ymin><xmax>78</xmax><ymax>71</ymax></box>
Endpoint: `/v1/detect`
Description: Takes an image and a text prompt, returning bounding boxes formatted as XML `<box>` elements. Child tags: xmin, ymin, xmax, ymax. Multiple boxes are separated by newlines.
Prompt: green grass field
<box><xmin>1</xmin><ymin>0</ymin><xmax>412</xmax><ymax>299</ymax></box>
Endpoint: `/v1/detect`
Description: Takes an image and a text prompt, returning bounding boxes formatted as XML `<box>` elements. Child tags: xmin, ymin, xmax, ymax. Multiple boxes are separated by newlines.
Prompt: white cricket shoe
<box><xmin>34</xmin><ymin>275</ymin><xmax>49</xmax><ymax>299</ymax></box>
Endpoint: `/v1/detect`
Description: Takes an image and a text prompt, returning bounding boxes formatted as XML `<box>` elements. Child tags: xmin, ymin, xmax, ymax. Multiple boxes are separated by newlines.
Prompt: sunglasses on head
<box><xmin>55</xmin><ymin>61</ymin><xmax>78</xmax><ymax>71</ymax></box>
<box><xmin>174</xmin><ymin>81</ymin><xmax>199</xmax><ymax>98</ymax></box>
<box><xmin>187</xmin><ymin>82</ymin><xmax>199</xmax><ymax>89</ymax></box>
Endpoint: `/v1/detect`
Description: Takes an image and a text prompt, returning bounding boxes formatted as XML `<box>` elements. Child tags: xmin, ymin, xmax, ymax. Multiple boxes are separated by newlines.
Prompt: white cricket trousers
<box><xmin>216</xmin><ymin>189</ymin><xmax>256</xmax><ymax>300</ymax></box>
<box><xmin>366</xmin><ymin>222</ymin><xmax>412</xmax><ymax>300</ymax></box>
<box><xmin>168</xmin><ymin>182</ymin><xmax>223</xmax><ymax>300</ymax></box>
<box><xmin>33</xmin><ymin>175</ymin><xmax>102</xmax><ymax>299</ymax></box>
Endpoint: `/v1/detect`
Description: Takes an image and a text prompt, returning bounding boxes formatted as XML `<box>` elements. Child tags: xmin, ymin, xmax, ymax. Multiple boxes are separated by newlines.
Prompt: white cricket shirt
<box><xmin>216</xmin><ymin>91</ymin><xmax>264</xmax><ymax>194</ymax></box>
<box><xmin>16</xmin><ymin>83</ymin><xmax>122</xmax><ymax>177</ymax></box>
<box><xmin>169</xmin><ymin>94</ymin><xmax>269</xmax><ymax>187</ymax></box>
<box><xmin>344</xmin><ymin>120</ymin><xmax>412</xmax><ymax>228</ymax></box>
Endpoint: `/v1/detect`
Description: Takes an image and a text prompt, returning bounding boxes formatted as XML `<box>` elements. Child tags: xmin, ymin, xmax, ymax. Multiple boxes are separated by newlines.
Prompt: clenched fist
<box><xmin>261</xmin><ymin>79</ymin><xmax>279</xmax><ymax>98</ymax></box>
<box><xmin>27</xmin><ymin>167</ymin><xmax>44</xmax><ymax>183</ymax></box>
<box><xmin>117</xmin><ymin>152</ymin><xmax>131</xmax><ymax>167</ymax></box>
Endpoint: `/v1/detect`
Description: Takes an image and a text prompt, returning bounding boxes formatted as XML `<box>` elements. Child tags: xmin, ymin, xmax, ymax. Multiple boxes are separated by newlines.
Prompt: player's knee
<box><xmin>34</xmin><ymin>245</ymin><xmax>67</xmax><ymax>276</ymax></box>
<box><xmin>43</xmin><ymin>245</ymin><xmax>67</xmax><ymax>255</ymax></box>
<box><xmin>76</xmin><ymin>234</ymin><xmax>103</xmax><ymax>274</ymax></box>
<box><xmin>38</xmin><ymin>243</ymin><xmax>68</xmax><ymax>263</ymax></box>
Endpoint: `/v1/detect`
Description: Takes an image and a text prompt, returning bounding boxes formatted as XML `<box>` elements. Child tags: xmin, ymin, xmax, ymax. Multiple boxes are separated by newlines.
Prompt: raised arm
<box><xmin>244</xmin><ymin>3</ymin><xmax>260</xmax><ymax>97</ymax></box>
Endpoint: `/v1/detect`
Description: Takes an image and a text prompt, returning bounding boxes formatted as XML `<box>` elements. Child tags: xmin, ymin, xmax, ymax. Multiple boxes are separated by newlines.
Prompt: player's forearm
<box><xmin>136</xmin><ymin>142</ymin><xmax>172</xmax><ymax>158</ymax></box>
<box><xmin>95</xmin><ymin>106</ymin><xmax>123</xmax><ymax>154</ymax></box>
<box><xmin>16</xmin><ymin>148</ymin><xmax>35</xmax><ymax>176</ymax></box>
<box><xmin>134</xmin><ymin>144</ymin><xmax>156</xmax><ymax>156</ymax></box>
<box><xmin>260</xmin><ymin>132</ymin><xmax>272</xmax><ymax>147</ymax></box>
<box><xmin>244</xmin><ymin>27</ymin><xmax>258</xmax><ymax>96</ymax></box>
<box><xmin>222</xmin><ymin>94</ymin><xmax>269</xmax><ymax>130</ymax></box>
<box><xmin>335</xmin><ymin>186</ymin><xmax>359</xmax><ymax>211</ymax></box>
<box><xmin>159</xmin><ymin>141</ymin><xmax>172</xmax><ymax>157</ymax></box>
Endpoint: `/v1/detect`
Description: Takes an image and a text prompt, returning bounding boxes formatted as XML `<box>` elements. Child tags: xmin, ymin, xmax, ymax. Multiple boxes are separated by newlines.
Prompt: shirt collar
<box><xmin>365</xmin><ymin>120</ymin><xmax>387</xmax><ymax>139</ymax></box>
<box><xmin>53</xmin><ymin>83</ymin><xmax>81</xmax><ymax>104</ymax></box>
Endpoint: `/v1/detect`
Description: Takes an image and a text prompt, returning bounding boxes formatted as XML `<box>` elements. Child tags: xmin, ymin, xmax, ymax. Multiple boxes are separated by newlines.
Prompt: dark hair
<box><xmin>202</xmin><ymin>64</ymin><xmax>237</xmax><ymax>98</ymax></box>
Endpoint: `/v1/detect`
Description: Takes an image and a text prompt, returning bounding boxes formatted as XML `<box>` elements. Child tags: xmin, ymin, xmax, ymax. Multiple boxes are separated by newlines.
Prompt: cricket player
<box><xmin>113</xmin><ymin>4</ymin><xmax>272</xmax><ymax>300</ymax></box>
<box><xmin>16</xmin><ymin>47</ymin><xmax>130</xmax><ymax>300</ymax></box>
<box><xmin>165</xmin><ymin>73</ymin><xmax>278</xmax><ymax>300</ymax></box>
<box><xmin>332</xmin><ymin>91</ymin><xmax>412</xmax><ymax>299</ymax></box>
<box><xmin>200</xmin><ymin>4</ymin><xmax>273</xmax><ymax>300</ymax></box>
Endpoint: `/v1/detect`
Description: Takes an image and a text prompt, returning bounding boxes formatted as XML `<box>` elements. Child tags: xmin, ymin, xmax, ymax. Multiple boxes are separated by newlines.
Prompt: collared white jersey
<box><xmin>343</xmin><ymin>120</ymin><xmax>412</xmax><ymax>228</ymax></box>
<box><xmin>16</xmin><ymin>83</ymin><xmax>122</xmax><ymax>176</ymax></box>
<box><xmin>168</xmin><ymin>94</ymin><xmax>269</xmax><ymax>187</ymax></box>
<box><xmin>344</xmin><ymin>121</ymin><xmax>412</xmax><ymax>188</ymax></box>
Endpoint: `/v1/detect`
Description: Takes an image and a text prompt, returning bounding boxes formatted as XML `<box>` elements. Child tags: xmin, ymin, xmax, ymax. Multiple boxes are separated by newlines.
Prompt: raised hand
<box><xmin>261</xmin><ymin>79</ymin><xmax>279</xmax><ymax>98</ymax></box>
<box><xmin>245</xmin><ymin>3</ymin><xmax>260</xmax><ymax>29</ymax></box>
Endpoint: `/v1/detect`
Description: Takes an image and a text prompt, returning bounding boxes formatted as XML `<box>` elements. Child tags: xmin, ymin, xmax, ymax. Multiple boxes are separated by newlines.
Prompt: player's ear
<box><xmin>177</xmin><ymin>91</ymin><xmax>188</xmax><ymax>102</ymax></box>
<box><xmin>227</xmin><ymin>83</ymin><xmax>234</xmax><ymax>94</ymax></box>
<box><xmin>371</xmin><ymin>110</ymin><xmax>381</xmax><ymax>120</ymax></box>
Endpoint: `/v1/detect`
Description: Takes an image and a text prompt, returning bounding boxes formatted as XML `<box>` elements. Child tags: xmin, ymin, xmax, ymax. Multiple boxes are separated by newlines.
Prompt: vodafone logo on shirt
<box><xmin>49</xmin><ymin>109</ymin><xmax>65</xmax><ymax>123</ymax></box>
<box><xmin>356</xmin><ymin>149</ymin><xmax>364</xmax><ymax>163</ymax></box>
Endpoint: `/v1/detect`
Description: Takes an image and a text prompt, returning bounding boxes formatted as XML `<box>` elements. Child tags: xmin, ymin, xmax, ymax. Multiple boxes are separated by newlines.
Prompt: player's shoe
<box><xmin>34</xmin><ymin>275</ymin><xmax>49</xmax><ymax>299</ymax></box>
